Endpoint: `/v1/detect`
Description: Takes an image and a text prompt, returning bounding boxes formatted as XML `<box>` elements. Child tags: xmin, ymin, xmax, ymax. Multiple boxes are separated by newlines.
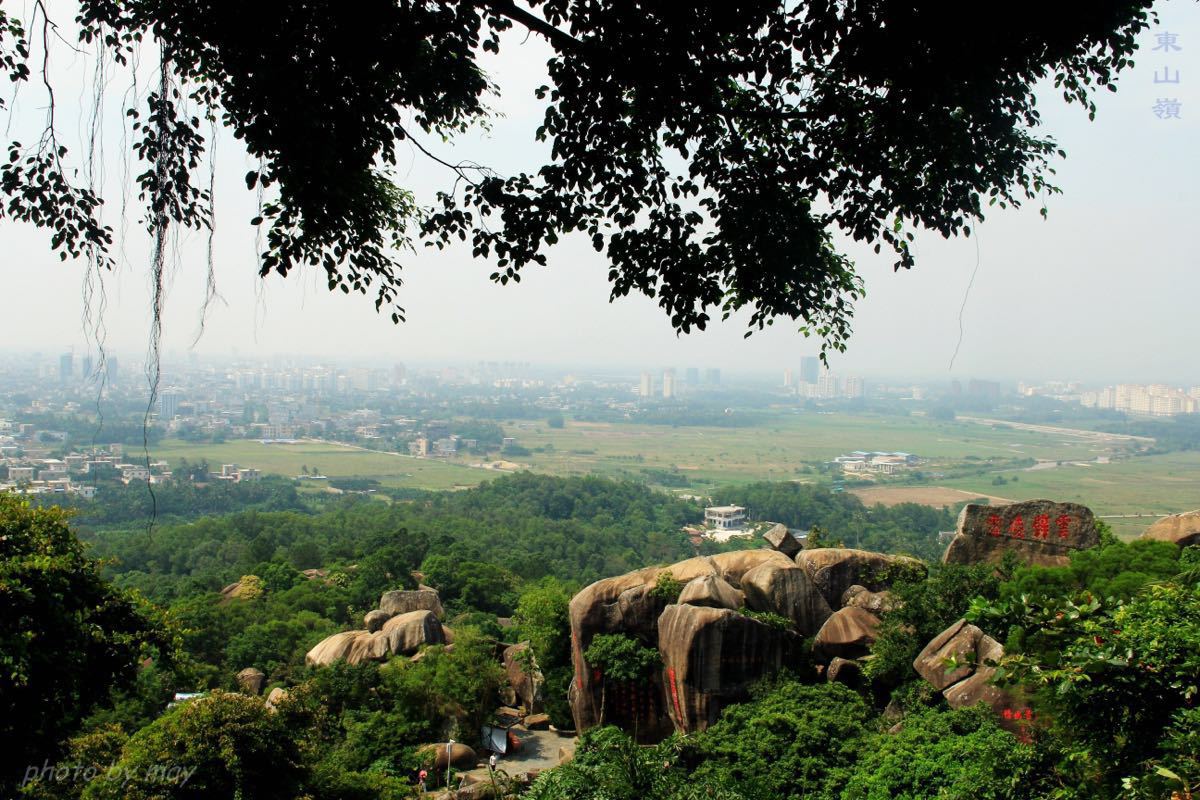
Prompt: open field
<box><xmin>152</xmin><ymin>439</ymin><xmax>493</xmax><ymax>491</ymax></box>
<box><xmin>849</xmin><ymin>486</ymin><xmax>1015</xmax><ymax>508</ymax></box>
<box><xmin>938</xmin><ymin>451</ymin><xmax>1200</xmax><ymax>539</ymax></box>
<box><xmin>507</xmin><ymin>412</ymin><xmax>1131</xmax><ymax>487</ymax></box>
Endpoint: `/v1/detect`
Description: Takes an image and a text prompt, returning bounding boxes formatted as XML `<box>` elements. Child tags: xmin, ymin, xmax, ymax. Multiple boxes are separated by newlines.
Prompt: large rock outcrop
<box><xmin>501</xmin><ymin>642</ymin><xmax>546</xmax><ymax>714</ymax></box>
<box><xmin>741</xmin><ymin>561</ymin><xmax>832</xmax><ymax>635</ymax></box>
<box><xmin>567</xmin><ymin>550</ymin><xmax>792</xmax><ymax>740</ymax></box>
<box><xmin>795</xmin><ymin>548</ymin><xmax>926</xmax><ymax>609</ymax></box>
<box><xmin>913</xmin><ymin>618</ymin><xmax>1023</xmax><ymax>731</ymax></box>
<box><xmin>305</xmin><ymin>610</ymin><xmax>444</xmax><ymax>667</ymax></box>
<box><xmin>1141</xmin><ymin>510</ymin><xmax>1200</xmax><ymax>547</ymax></box>
<box><xmin>236</xmin><ymin>667</ymin><xmax>266</xmax><ymax>695</ymax></box>
<box><xmin>812</xmin><ymin>606</ymin><xmax>880</xmax><ymax>660</ymax></box>
<box><xmin>380</xmin><ymin>588</ymin><xmax>444</xmax><ymax>619</ymax></box>
<box><xmin>677</xmin><ymin>575</ymin><xmax>744</xmax><ymax>610</ymax></box>
<box><xmin>943</xmin><ymin>500</ymin><xmax>1099</xmax><ymax>568</ymax></box>
<box><xmin>657</xmin><ymin>603</ymin><xmax>804</xmax><ymax>733</ymax></box>
<box><xmin>762</xmin><ymin>523</ymin><xmax>803</xmax><ymax>558</ymax></box>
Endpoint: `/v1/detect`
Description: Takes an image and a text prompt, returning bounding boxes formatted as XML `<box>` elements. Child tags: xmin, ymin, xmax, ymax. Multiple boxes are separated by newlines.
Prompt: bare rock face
<box><xmin>943</xmin><ymin>501</ymin><xmax>1099</xmax><ymax>568</ymax></box>
<box><xmin>762</xmin><ymin>523</ymin><xmax>802</xmax><ymax>558</ymax></box>
<box><xmin>657</xmin><ymin>603</ymin><xmax>804</xmax><ymax>733</ymax></box>
<box><xmin>567</xmin><ymin>551</ymin><xmax>791</xmax><ymax>740</ymax></box>
<box><xmin>826</xmin><ymin>657</ymin><xmax>863</xmax><ymax>686</ymax></box>
<box><xmin>380</xmin><ymin>588</ymin><xmax>444</xmax><ymax>619</ymax></box>
<box><xmin>417</xmin><ymin>742</ymin><xmax>478</xmax><ymax>773</ymax></box>
<box><xmin>705</xmin><ymin>550</ymin><xmax>795</xmax><ymax>588</ymax></box>
<box><xmin>1141</xmin><ymin>510</ymin><xmax>1200</xmax><ymax>547</ymax></box>
<box><xmin>812</xmin><ymin>606</ymin><xmax>880</xmax><ymax>661</ymax></box>
<box><xmin>914</xmin><ymin>619</ymin><xmax>1021</xmax><ymax>730</ymax></box>
<box><xmin>741</xmin><ymin>561</ymin><xmax>832</xmax><ymax>635</ymax></box>
<box><xmin>305</xmin><ymin>631</ymin><xmax>364</xmax><ymax>667</ymax></box>
<box><xmin>845</xmin><ymin>588</ymin><xmax>898</xmax><ymax>614</ymax></box>
<box><xmin>678</xmin><ymin>574</ymin><xmax>745</xmax><ymax>610</ymax></box>
<box><xmin>502</xmin><ymin>642</ymin><xmax>546</xmax><ymax>714</ymax></box>
<box><xmin>381</xmin><ymin>610</ymin><xmax>445</xmax><ymax>655</ymax></box>
<box><xmin>305</xmin><ymin>611</ymin><xmax>444</xmax><ymax>667</ymax></box>
<box><xmin>796</xmin><ymin>548</ymin><xmax>926</xmax><ymax>609</ymax></box>
<box><xmin>236</xmin><ymin>667</ymin><xmax>266</xmax><ymax>695</ymax></box>
<box><xmin>912</xmin><ymin>619</ymin><xmax>984</xmax><ymax>690</ymax></box>
<box><xmin>265</xmin><ymin>687</ymin><xmax>289</xmax><ymax>710</ymax></box>
<box><xmin>568</xmin><ymin>566</ymin><xmax>673</xmax><ymax>741</ymax></box>
<box><xmin>364</xmin><ymin>609</ymin><xmax>392</xmax><ymax>633</ymax></box>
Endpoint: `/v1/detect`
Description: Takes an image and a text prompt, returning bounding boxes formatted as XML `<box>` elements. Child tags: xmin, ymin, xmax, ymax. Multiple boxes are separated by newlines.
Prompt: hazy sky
<box><xmin>4</xmin><ymin>1</ymin><xmax>1199</xmax><ymax>383</ymax></box>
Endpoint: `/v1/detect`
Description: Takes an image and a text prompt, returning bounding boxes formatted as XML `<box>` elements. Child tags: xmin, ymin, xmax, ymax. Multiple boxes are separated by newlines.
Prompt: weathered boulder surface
<box><xmin>678</xmin><ymin>575</ymin><xmax>744</xmax><ymax>610</ymax></box>
<box><xmin>912</xmin><ymin>619</ymin><xmax>984</xmax><ymax>691</ymax></box>
<box><xmin>762</xmin><ymin>523</ymin><xmax>802</xmax><ymax>558</ymax></box>
<box><xmin>417</xmin><ymin>742</ymin><xmax>478</xmax><ymax>772</ymax></box>
<box><xmin>796</xmin><ymin>548</ymin><xmax>926</xmax><ymax>609</ymax></box>
<box><xmin>657</xmin><ymin>603</ymin><xmax>804</xmax><ymax>733</ymax></box>
<box><xmin>380</xmin><ymin>588</ymin><xmax>444</xmax><ymax>619</ymax></box>
<box><xmin>844</xmin><ymin>587</ymin><xmax>897</xmax><ymax>614</ymax></box>
<box><xmin>364</xmin><ymin>609</ymin><xmax>391</xmax><ymax>633</ymax></box>
<box><xmin>236</xmin><ymin>667</ymin><xmax>266</xmax><ymax>695</ymax></box>
<box><xmin>826</xmin><ymin>657</ymin><xmax>863</xmax><ymax>686</ymax></box>
<box><xmin>381</xmin><ymin>610</ymin><xmax>445</xmax><ymax>655</ymax></box>
<box><xmin>943</xmin><ymin>500</ymin><xmax>1099</xmax><ymax>568</ymax></box>
<box><xmin>265</xmin><ymin>687</ymin><xmax>289</xmax><ymax>709</ymax></box>
<box><xmin>305</xmin><ymin>610</ymin><xmax>444</xmax><ymax>667</ymax></box>
<box><xmin>305</xmin><ymin>631</ymin><xmax>363</xmax><ymax>667</ymax></box>
<box><xmin>567</xmin><ymin>550</ymin><xmax>791</xmax><ymax>740</ymax></box>
<box><xmin>914</xmin><ymin>619</ymin><xmax>1021</xmax><ymax>730</ymax></box>
<box><xmin>501</xmin><ymin>642</ymin><xmax>546</xmax><ymax>714</ymax></box>
<box><xmin>812</xmin><ymin>606</ymin><xmax>880</xmax><ymax>661</ymax></box>
<box><xmin>741</xmin><ymin>561</ymin><xmax>832</xmax><ymax>635</ymax></box>
<box><xmin>1141</xmin><ymin>510</ymin><xmax>1200</xmax><ymax>547</ymax></box>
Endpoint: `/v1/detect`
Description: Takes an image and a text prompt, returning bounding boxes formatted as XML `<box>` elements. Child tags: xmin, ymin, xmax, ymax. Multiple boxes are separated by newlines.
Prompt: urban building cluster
<box><xmin>637</xmin><ymin>367</ymin><xmax>722</xmax><ymax>399</ymax></box>
<box><xmin>782</xmin><ymin>356</ymin><xmax>866</xmax><ymax>400</ymax></box>
<box><xmin>1079</xmin><ymin>384</ymin><xmax>1200</xmax><ymax>416</ymax></box>
<box><xmin>0</xmin><ymin>416</ymin><xmax>265</xmax><ymax>496</ymax></box>
<box><xmin>833</xmin><ymin>450</ymin><xmax>922</xmax><ymax>475</ymax></box>
<box><xmin>0</xmin><ymin>424</ymin><xmax>160</xmax><ymax>496</ymax></box>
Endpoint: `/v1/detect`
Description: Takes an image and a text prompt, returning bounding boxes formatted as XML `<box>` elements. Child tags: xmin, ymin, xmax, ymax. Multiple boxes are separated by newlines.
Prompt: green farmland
<box><xmin>151</xmin><ymin>439</ymin><xmax>493</xmax><ymax>491</ymax></box>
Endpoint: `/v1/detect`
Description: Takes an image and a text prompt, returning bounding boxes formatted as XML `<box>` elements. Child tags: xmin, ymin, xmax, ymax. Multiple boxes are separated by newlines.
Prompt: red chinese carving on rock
<box><xmin>987</xmin><ymin>514</ymin><xmax>1002</xmax><ymax>537</ymax></box>
<box><xmin>1033</xmin><ymin>514</ymin><xmax>1051</xmax><ymax>539</ymax></box>
<box><xmin>1008</xmin><ymin>516</ymin><xmax>1026</xmax><ymax>539</ymax></box>
<box><xmin>667</xmin><ymin>667</ymin><xmax>684</xmax><ymax>728</ymax></box>
<box><xmin>1056</xmin><ymin>515</ymin><xmax>1072</xmax><ymax>539</ymax></box>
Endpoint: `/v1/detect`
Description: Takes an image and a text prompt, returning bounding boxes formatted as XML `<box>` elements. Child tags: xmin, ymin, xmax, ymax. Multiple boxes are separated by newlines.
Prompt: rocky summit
<box><xmin>568</xmin><ymin>547</ymin><xmax>925</xmax><ymax>740</ymax></box>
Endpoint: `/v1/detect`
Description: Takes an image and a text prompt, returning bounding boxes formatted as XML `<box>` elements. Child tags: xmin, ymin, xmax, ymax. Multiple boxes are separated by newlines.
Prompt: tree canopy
<box><xmin>0</xmin><ymin>1</ymin><xmax>1154</xmax><ymax>355</ymax></box>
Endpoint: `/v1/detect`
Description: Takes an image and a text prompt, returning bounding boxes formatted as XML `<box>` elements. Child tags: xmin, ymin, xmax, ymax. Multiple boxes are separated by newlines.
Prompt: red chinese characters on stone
<box><xmin>1055</xmin><ymin>515</ymin><xmax>1072</xmax><ymax>539</ymax></box>
<box><xmin>1008</xmin><ymin>516</ymin><xmax>1026</xmax><ymax>539</ymax></box>
<box><xmin>1033</xmin><ymin>514</ymin><xmax>1051</xmax><ymax>540</ymax></box>
<box><xmin>1001</xmin><ymin>708</ymin><xmax>1034</xmax><ymax>721</ymax></box>
<box><xmin>987</xmin><ymin>514</ymin><xmax>1002</xmax><ymax>537</ymax></box>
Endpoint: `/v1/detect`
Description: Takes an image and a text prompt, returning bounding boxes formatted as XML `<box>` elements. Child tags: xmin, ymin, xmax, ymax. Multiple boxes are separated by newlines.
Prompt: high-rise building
<box><xmin>80</xmin><ymin>355</ymin><xmax>94</xmax><ymax>381</ymax></box>
<box><xmin>685</xmin><ymin>367</ymin><xmax>700</xmax><ymax>386</ymax></box>
<box><xmin>639</xmin><ymin>372</ymin><xmax>654</xmax><ymax>398</ymax></box>
<box><xmin>817</xmin><ymin>370</ymin><xmax>839</xmax><ymax>398</ymax></box>
<box><xmin>705</xmin><ymin>368</ymin><xmax>721</xmax><ymax>385</ymax></box>
<box><xmin>783</xmin><ymin>369</ymin><xmax>794</xmax><ymax>388</ymax></box>
<box><xmin>662</xmin><ymin>369</ymin><xmax>677</xmax><ymax>399</ymax></box>
<box><xmin>159</xmin><ymin>390</ymin><xmax>182</xmax><ymax>420</ymax></box>
<box><xmin>106</xmin><ymin>357</ymin><xmax>119</xmax><ymax>384</ymax></box>
<box><xmin>59</xmin><ymin>353</ymin><xmax>74</xmax><ymax>384</ymax></box>
<box><xmin>844</xmin><ymin>376</ymin><xmax>865</xmax><ymax>399</ymax></box>
<box><xmin>799</xmin><ymin>356</ymin><xmax>820</xmax><ymax>384</ymax></box>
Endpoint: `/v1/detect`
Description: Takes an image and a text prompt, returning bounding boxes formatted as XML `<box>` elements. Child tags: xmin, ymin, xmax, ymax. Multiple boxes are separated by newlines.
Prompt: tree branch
<box><xmin>475</xmin><ymin>0</ymin><xmax>582</xmax><ymax>53</ymax></box>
